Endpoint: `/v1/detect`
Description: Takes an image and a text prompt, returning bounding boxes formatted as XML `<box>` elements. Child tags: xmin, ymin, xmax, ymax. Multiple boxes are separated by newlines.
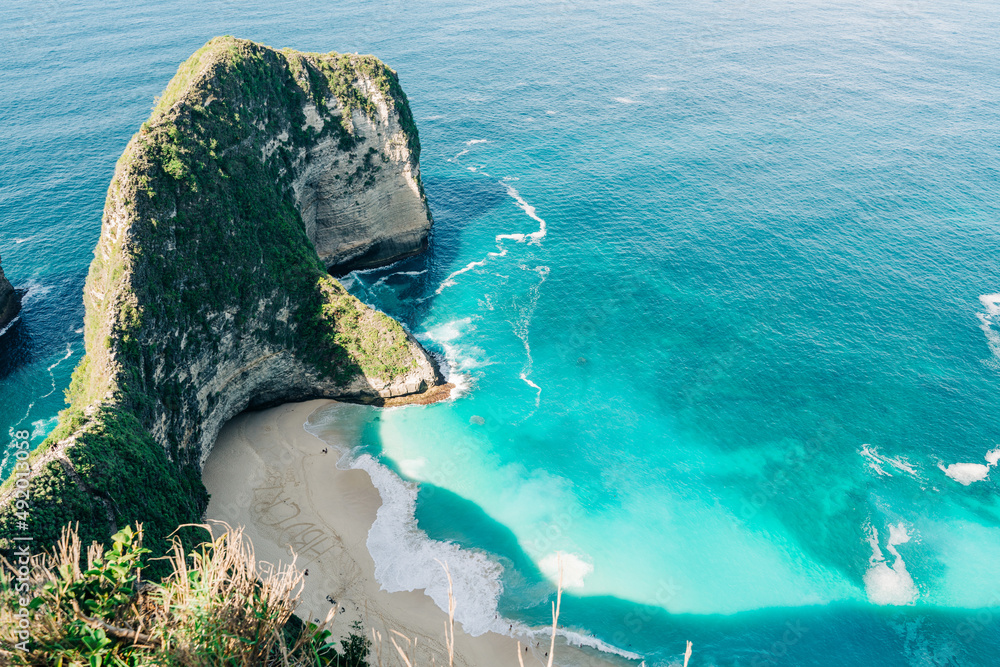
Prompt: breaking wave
<box><xmin>864</xmin><ymin>522</ymin><xmax>918</xmax><ymax>606</ymax></box>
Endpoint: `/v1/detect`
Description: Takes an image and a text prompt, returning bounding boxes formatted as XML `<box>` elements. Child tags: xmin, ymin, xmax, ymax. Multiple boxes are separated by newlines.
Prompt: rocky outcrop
<box><xmin>0</xmin><ymin>255</ymin><xmax>20</xmax><ymax>330</ymax></box>
<box><xmin>0</xmin><ymin>37</ymin><xmax>446</xmax><ymax>556</ymax></box>
<box><xmin>291</xmin><ymin>74</ymin><xmax>432</xmax><ymax>273</ymax></box>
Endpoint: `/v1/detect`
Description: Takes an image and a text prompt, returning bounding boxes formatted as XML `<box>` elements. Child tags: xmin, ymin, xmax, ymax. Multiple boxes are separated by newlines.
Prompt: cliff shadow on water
<box><xmin>0</xmin><ymin>270</ymin><xmax>86</xmax><ymax>385</ymax></box>
<box><xmin>0</xmin><ymin>36</ymin><xmax>447</xmax><ymax>561</ymax></box>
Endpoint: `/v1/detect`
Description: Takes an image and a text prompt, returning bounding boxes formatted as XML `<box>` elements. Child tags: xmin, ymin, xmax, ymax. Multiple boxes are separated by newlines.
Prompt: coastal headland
<box><xmin>0</xmin><ymin>35</ymin><xmax>623</xmax><ymax>666</ymax></box>
<box><xmin>0</xmin><ymin>36</ymin><xmax>447</xmax><ymax>557</ymax></box>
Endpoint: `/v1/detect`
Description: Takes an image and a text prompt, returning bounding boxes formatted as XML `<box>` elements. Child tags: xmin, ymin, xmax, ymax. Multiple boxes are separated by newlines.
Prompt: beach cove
<box><xmin>202</xmin><ymin>400</ymin><xmax>628</xmax><ymax>667</ymax></box>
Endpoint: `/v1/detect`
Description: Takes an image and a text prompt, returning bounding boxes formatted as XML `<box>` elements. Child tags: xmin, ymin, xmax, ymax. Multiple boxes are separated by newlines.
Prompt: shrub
<box><xmin>0</xmin><ymin>523</ymin><xmax>369</xmax><ymax>666</ymax></box>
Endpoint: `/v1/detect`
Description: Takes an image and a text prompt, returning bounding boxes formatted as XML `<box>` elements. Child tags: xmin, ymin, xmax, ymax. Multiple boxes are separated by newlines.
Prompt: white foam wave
<box><xmin>465</xmin><ymin>139</ymin><xmax>488</xmax><ymax>145</ymax></box>
<box><xmin>539</xmin><ymin>552</ymin><xmax>593</xmax><ymax>589</ymax></box>
<box><xmin>511</xmin><ymin>265</ymin><xmax>550</xmax><ymax>405</ymax></box>
<box><xmin>520</xmin><ymin>373</ymin><xmax>542</xmax><ymax>399</ymax></box>
<box><xmin>0</xmin><ymin>316</ymin><xmax>20</xmax><ymax>338</ymax></box>
<box><xmin>448</xmin><ymin>148</ymin><xmax>470</xmax><ymax>163</ymax></box>
<box><xmin>418</xmin><ymin>318</ymin><xmax>486</xmax><ymax>398</ymax></box>
<box><xmin>432</xmin><ymin>183</ymin><xmax>549</xmax><ymax>298</ymax></box>
<box><xmin>986</xmin><ymin>448</ymin><xmax>1000</xmax><ymax>467</ymax></box>
<box><xmin>303</xmin><ymin>420</ymin><xmax>644</xmax><ymax>663</ymax></box>
<box><xmin>977</xmin><ymin>294</ymin><xmax>1000</xmax><ymax>368</ymax></box>
<box><xmin>31</xmin><ymin>416</ymin><xmax>59</xmax><ymax>441</ymax></box>
<box><xmin>19</xmin><ymin>279</ymin><xmax>52</xmax><ymax>306</ymax></box>
<box><xmin>938</xmin><ymin>445</ymin><xmax>1000</xmax><ymax>485</ymax></box>
<box><xmin>939</xmin><ymin>462</ymin><xmax>990</xmax><ymax>485</ymax></box>
<box><xmin>555</xmin><ymin>628</ymin><xmax>644</xmax><ymax>661</ymax></box>
<box><xmin>350</xmin><ymin>452</ymin><xmax>506</xmax><ymax>636</ymax></box>
<box><xmin>864</xmin><ymin>522</ymin><xmax>918</xmax><ymax>606</ymax></box>
<box><xmin>509</xmin><ymin>621</ymin><xmax>644</xmax><ymax>662</ymax></box>
<box><xmin>502</xmin><ymin>184</ymin><xmax>547</xmax><ymax>243</ymax></box>
<box><xmin>40</xmin><ymin>343</ymin><xmax>74</xmax><ymax>399</ymax></box>
<box><xmin>613</xmin><ymin>97</ymin><xmax>639</xmax><ymax>104</ymax></box>
<box><xmin>860</xmin><ymin>444</ymin><xmax>919</xmax><ymax>478</ymax></box>
<box><xmin>372</xmin><ymin>269</ymin><xmax>427</xmax><ymax>289</ymax></box>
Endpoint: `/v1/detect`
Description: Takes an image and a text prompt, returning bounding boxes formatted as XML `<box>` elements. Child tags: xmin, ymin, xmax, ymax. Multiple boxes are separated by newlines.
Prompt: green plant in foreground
<box><xmin>0</xmin><ymin>523</ymin><xmax>369</xmax><ymax>667</ymax></box>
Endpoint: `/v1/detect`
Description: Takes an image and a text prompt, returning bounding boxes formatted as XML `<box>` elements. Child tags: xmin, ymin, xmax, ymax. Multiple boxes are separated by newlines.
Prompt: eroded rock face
<box><xmin>0</xmin><ymin>255</ymin><xmax>20</xmax><ymax>330</ymax></box>
<box><xmin>292</xmin><ymin>101</ymin><xmax>432</xmax><ymax>273</ymax></box>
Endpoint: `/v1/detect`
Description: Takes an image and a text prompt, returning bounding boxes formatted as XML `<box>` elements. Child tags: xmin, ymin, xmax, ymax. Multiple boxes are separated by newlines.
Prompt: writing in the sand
<box><xmin>251</xmin><ymin>474</ymin><xmax>339</xmax><ymax>561</ymax></box>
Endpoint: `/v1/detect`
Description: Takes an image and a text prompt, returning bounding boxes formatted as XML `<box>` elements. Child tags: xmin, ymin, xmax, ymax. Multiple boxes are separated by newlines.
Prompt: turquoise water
<box><xmin>4</xmin><ymin>0</ymin><xmax>1000</xmax><ymax>664</ymax></box>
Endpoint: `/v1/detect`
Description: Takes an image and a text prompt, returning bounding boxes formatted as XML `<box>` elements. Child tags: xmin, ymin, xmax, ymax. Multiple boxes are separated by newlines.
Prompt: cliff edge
<box><xmin>0</xmin><ymin>37</ymin><xmax>445</xmax><ymax>555</ymax></box>
<box><xmin>0</xmin><ymin>255</ymin><xmax>20</xmax><ymax>330</ymax></box>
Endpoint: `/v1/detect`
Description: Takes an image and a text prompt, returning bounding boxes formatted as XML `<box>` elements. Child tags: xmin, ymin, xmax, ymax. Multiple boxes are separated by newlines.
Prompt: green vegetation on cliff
<box><xmin>0</xmin><ymin>37</ymin><xmax>436</xmax><ymax>562</ymax></box>
<box><xmin>0</xmin><ymin>524</ymin><xmax>371</xmax><ymax>665</ymax></box>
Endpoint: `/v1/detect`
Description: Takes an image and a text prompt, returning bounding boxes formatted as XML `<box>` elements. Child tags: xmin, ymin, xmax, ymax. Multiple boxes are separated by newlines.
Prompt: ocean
<box><xmin>3</xmin><ymin>0</ymin><xmax>1000</xmax><ymax>664</ymax></box>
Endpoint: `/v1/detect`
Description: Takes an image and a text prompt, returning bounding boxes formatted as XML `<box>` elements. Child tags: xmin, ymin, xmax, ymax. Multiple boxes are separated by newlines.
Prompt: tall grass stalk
<box><xmin>0</xmin><ymin>523</ymin><xmax>361</xmax><ymax>666</ymax></box>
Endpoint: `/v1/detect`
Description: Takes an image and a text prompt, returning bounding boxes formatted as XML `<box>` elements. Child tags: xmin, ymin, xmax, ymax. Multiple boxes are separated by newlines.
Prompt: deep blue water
<box><xmin>4</xmin><ymin>1</ymin><xmax>1000</xmax><ymax>664</ymax></box>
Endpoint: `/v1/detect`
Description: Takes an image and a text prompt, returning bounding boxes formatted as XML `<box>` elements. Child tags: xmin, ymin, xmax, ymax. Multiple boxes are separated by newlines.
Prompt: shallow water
<box><xmin>3</xmin><ymin>0</ymin><xmax>1000</xmax><ymax>664</ymax></box>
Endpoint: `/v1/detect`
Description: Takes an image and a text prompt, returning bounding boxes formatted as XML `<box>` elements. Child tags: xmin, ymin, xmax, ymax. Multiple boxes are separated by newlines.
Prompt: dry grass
<box><xmin>0</xmin><ymin>523</ymin><xmax>352</xmax><ymax>666</ymax></box>
<box><xmin>3</xmin><ymin>526</ymin><xmax>690</xmax><ymax>667</ymax></box>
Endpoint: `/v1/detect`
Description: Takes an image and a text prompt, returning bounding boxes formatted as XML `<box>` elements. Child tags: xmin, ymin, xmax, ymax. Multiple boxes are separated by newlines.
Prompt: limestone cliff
<box><xmin>0</xmin><ymin>37</ymin><xmax>445</xmax><ymax>556</ymax></box>
<box><xmin>0</xmin><ymin>255</ymin><xmax>20</xmax><ymax>330</ymax></box>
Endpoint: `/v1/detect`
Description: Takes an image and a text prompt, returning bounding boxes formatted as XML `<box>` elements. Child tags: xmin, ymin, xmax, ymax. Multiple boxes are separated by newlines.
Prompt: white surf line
<box><xmin>0</xmin><ymin>315</ymin><xmax>20</xmax><ymax>338</ymax></box>
<box><xmin>977</xmin><ymin>293</ymin><xmax>1000</xmax><ymax>368</ymax></box>
<box><xmin>859</xmin><ymin>444</ymin><xmax>920</xmax><ymax>479</ymax></box>
<box><xmin>9</xmin><ymin>334</ymin><xmax>74</xmax><ymax>438</ymax></box>
<box><xmin>429</xmin><ymin>182</ymin><xmax>550</xmax><ymax>402</ymax></box>
<box><xmin>500</xmin><ymin>183</ymin><xmax>547</xmax><ymax>243</ymax></box>
<box><xmin>513</xmin><ymin>265</ymin><xmax>550</xmax><ymax>405</ymax></box>
<box><xmin>433</xmin><ymin>183</ymin><xmax>548</xmax><ymax>298</ymax></box>
<box><xmin>446</xmin><ymin>139</ymin><xmax>488</xmax><ymax>163</ymax></box>
<box><xmin>39</xmin><ymin>343</ymin><xmax>74</xmax><ymax>399</ymax></box>
<box><xmin>372</xmin><ymin>269</ymin><xmax>427</xmax><ymax>289</ymax></box>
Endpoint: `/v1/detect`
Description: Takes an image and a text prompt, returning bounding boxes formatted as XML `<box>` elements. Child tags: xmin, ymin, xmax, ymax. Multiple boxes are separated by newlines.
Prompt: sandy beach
<box><xmin>203</xmin><ymin>400</ymin><xmax>625</xmax><ymax>667</ymax></box>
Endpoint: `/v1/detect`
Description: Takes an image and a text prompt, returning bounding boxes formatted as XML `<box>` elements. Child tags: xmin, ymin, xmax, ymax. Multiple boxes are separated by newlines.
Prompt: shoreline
<box><xmin>202</xmin><ymin>399</ymin><xmax>627</xmax><ymax>667</ymax></box>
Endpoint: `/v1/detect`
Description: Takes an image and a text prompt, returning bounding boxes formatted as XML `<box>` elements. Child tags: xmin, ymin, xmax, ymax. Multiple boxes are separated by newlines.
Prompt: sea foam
<box><xmin>977</xmin><ymin>293</ymin><xmax>1000</xmax><ymax>367</ymax></box>
<box><xmin>349</xmin><ymin>451</ymin><xmax>506</xmax><ymax>636</ymax></box>
<box><xmin>0</xmin><ymin>316</ymin><xmax>20</xmax><ymax>338</ymax></box>
<box><xmin>938</xmin><ymin>445</ymin><xmax>1000</xmax><ymax>485</ymax></box>
<box><xmin>939</xmin><ymin>462</ymin><xmax>989</xmax><ymax>485</ymax></box>
<box><xmin>432</xmin><ymin>183</ymin><xmax>548</xmax><ymax>298</ymax></box>
<box><xmin>864</xmin><ymin>523</ymin><xmax>918</xmax><ymax>606</ymax></box>
<box><xmin>539</xmin><ymin>552</ymin><xmax>593</xmax><ymax>589</ymax></box>
<box><xmin>304</xmin><ymin>410</ymin><xmax>640</xmax><ymax>661</ymax></box>
<box><xmin>418</xmin><ymin>317</ymin><xmax>484</xmax><ymax>397</ymax></box>
<box><xmin>859</xmin><ymin>444</ymin><xmax>919</xmax><ymax>478</ymax></box>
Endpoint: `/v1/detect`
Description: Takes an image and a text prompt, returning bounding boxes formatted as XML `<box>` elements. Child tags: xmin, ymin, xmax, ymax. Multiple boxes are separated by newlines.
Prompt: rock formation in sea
<box><xmin>0</xmin><ymin>37</ymin><xmax>445</xmax><ymax>555</ymax></box>
<box><xmin>0</xmin><ymin>255</ymin><xmax>20</xmax><ymax>330</ymax></box>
